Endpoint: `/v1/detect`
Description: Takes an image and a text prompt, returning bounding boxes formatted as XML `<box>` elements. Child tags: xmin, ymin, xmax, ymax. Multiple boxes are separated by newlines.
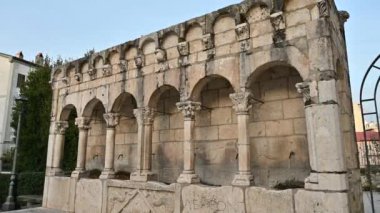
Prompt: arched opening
<box><xmin>82</xmin><ymin>99</ymin><xmax>106</xmax><ymax>178</ymax></box>
<box><xmin>59</xmin><ymin>104</ymin><xmax>78</xmax><ymax>175</ymax></box>
<box><xmin>149</xmin><ymin>85</ymin><xmax>183</xmax><ymax>183</ymax></box>
<box><xmin>247</xmin><ymin>65</ymin><xmax>309</xmax><ymax>188</ymax></box>
<box><xmin>111</xmin><ymin>92</ymin><xmax>138</xmax><ymax>179</ymax></box>
<box><xmin>191</xmin><ymin>75</ymin><xmax>237</xmax><ymax>186</ymax></box>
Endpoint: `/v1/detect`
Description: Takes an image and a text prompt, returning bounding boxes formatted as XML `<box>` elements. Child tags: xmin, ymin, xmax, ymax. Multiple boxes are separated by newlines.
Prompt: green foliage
<box><xmin>273</xmin><ymin>179</ymin><xmax>305</xmax><ymax>190</ymax></box>
<box><xmin>0</xmin><ymin>174</ymin><xmax>11</xmax><ymax>204</ymax></box>
<box><xmin>61</xmin><ymin>111</ymin><xmax>78</xmax><ymax>172</ymax></box>
<box><xmin>17</xmin><ymin>172</ymin><xmax>45</xmax><ymax>195</ymax></box>
<box><xmin>12</xmin><ymin>58</ymin><xmax>52</xmax><ymax>172</ymax></box>
<box><xmin>0</xmin><ymin>149</ymin><xmax>14</xmax><ymax>171</ymax></box>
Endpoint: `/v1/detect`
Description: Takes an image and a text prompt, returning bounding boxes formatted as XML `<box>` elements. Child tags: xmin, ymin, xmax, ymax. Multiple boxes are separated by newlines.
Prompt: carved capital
<box><xmin>133</xmin><ymin>107</ymin><xmax>155</xmax><ymax>125</ymax></box>
<box><xmin>202</xmin><ymin>34</ymin><xmax>214</xmax><ymax>50</ymax></box>
<box><xmin>317</xmin><ymin>0</ymin><xmax>330</xmax><ymax>18</ymax></box>
<box><xmin>295</xmin><ymin>82</ymin><xmax>311</xmax><ymax>105</ymax></box>
<box><xmin>103</xmin><ymin>113</ymin><xmax>120</xmax><ymax>128</ymax></box>
<box><xmin>230</xmin><ymin>91</ymin><xmax>253</xmax><ymax>114</ymax></box>
<box><xmin>75</xmin><ymin>117</ymin><xmax>91</xmax><ymax>130</ymax></box>
<box><xmin>270</xmin><ymin>12</ymin><xmax>286</xmax><ymax>45</ymax></box>
<box><xmin>134</xmin><ymin>55</ymin><xmax>144</xmax><ymax>69</ymax></box>
<box><xmin>55</xmin><ymin>121</ymin><xmax>69</xmax><ymax>134</ymax></box>
<box><xmin>155</xmin><ymin>48</ymin><xmax>167</xmax><ymax>63</ymax></box>
<box><xmin>177</xmin><ymin>41</ymin><xmax>189</xmax><ymax>56</ymax></box>
<box><xmin>74</xmin><ymin>73</ymin><xmax>82</xmax><ymax>82</ymax></box>
<box><xmin>235</xmin><ymin>23</ymin><xmax>250</xmax><ymax>41</ymax></box>
<box><xmin>102</xmin><ymin>64</ymin><xmax>112</xmax><ymax>77</ymax></box>
<box><xmin>176</xmin><ymin>101</ymin><xmax>201</xmax><ymax>120</ymax></box>
<box><xmin>119</xmin><ymin>60</ymin><xmax>128</xmax><ymax>73</ymax></box>
<box><xmin>88</xmin><ymin>68</ymin><xmax>96</xmax><ymax>80</ymax></box>
<box><xmin>339</xmin><ymin>10</ymin><xmax>349</xmax><ymax>25</ymax></box>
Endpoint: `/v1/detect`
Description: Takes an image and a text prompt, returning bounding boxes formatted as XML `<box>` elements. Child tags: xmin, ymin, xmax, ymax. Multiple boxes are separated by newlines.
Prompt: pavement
<box><xmin>363</xmin><ymin>191</ymin><xmax>380</xmax><ymax>213</ymax></box>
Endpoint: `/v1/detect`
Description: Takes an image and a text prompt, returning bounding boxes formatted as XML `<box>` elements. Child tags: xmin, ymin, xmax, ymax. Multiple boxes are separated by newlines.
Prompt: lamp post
<box><xmin>2</xmin><ymin>96</ymin><xmax>27</xmax><ymax>211</ymax></box>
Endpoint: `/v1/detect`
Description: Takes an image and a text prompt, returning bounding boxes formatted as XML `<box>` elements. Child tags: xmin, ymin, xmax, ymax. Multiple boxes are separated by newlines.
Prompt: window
<box><xmin>16</xmin><ymin>74</ymin><xmax>25</xmax><ymax>88</ymax></box>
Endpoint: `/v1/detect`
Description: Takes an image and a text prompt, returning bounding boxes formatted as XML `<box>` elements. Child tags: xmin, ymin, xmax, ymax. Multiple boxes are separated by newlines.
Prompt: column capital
<box><xmin>55</xmin><ymin>121</ymin><xmax>68</xmax><ymax>134</ymax></box>
<box><xmin>176</xmin><ymin>101</ymin><xmax>201</xmax><ymax>120</ymax></box>
<box><xmin>295</xmin><ymin>81</ymin><xmax>316</xmax><ymax>105</ymax></box>
<box><xmin>75</xmin><ymin>117</ymin><xmax>91</xmax><ymax>130</ymax></box>
<box><xmin>133</xmin><ymin>107</ymin><xmax>155</xmax><ymax>125</ymax></box>
<box><xmin>103</xmin><ymin>113</ymin><xmax>120</xmax><ymax>128</ymax></box>
<box><xmin>230</xmin><ymin>91</ymin><xmax>253</xmax><ymax>114</ymax></box>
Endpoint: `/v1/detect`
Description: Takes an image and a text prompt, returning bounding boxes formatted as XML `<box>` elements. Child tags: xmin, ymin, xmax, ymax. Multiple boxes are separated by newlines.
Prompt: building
<box><xmin>353</xmin><ymin>103</ymin><xmax>380</xmax><ymax>168</ymax></box>
<box><xmin>42</xmin><ymin>0</ymin><xmax>363</xmax><ymax>212</ymax></box>
<box><xmin>0</xmin><ymin>52</ymin><xmax>38</xmax><ymax>171</ymax></box>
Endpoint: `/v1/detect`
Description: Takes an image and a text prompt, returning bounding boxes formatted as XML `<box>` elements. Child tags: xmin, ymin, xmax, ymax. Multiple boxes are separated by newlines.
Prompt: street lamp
<box><xmin>2</xmin><ymin>95</ymin><xmax>27</xmax><ymax>211</ymax></box>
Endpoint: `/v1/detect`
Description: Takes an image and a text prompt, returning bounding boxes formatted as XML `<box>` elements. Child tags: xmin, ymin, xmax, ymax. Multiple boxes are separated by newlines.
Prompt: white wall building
<box><xmin>0</xmin><ymin>52</ymin><xmax>38</xmax><ymax>171</ymax></box>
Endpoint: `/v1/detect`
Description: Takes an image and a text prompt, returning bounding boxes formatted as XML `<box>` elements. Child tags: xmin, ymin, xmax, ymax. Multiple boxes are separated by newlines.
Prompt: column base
<box><xmin>71</xmin><ymin>169</ymin><xmax>88</xmax><ymax>178</ymax></box>
<box><xmin>231</xmin><ymin>173</ymin><xmax>253</xmax><ymax>186</ymax></box>
<box><xmin>130</xmin><ymin>171</ymin><xmax>157</xmax><ymax>182</ymax></box>
<box><xmin>99</xmin><ymin>170</ymin><xmax>115</xmax><ymax>180</ymax></box>
<box><xmin>2</xmin><ymin>196</ymin><xmax>16</xmax><ymax>211</ymax></box>
<box><xmin>177</xmin><ymin>173</ymin><xmax>200</xmax><ymax>184</ymax></box>
<box><xmin>46</xmin><ymin>168</ymin><xmax>63</xmax><ymax>176</ymax></box>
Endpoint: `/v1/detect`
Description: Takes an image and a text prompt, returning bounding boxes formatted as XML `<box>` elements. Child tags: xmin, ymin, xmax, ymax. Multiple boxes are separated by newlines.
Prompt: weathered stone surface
<box><xmin>46</xmin><ymin>177</ymin><xmax>75</xmax><ymax>212</ymax></box>
<box><xmin>245</xmin><ymin>187</ymin><xmax>295</xmax><ymax>213</ymax></box>
<box><xmin>74</xmin><ymin>179</ymin><xmax>102</xmax><ymax>213</ymax></box>
<box><xmin>294</xmin><ymin>190</ymin><xmax>349</xmax><ymax>213</ymax></box>
<box><xmin>182</xmin><ymin>185</ymin><xmax>244</xmax><ymax>213</ymax></box>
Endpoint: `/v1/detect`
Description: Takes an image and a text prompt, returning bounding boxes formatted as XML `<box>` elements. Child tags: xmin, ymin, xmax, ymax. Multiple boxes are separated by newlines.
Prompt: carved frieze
<box><xmin>55</xmin><ymin>121</ymin><xmax>69</xmax><ymax>134</ymax></box>
<box><xmin>103</xmin><ymin>113</ymin><xmax>120</xmax><ymax>128</ymax></box>
<box><xmin>317</xmin><ymin>0</ymin><xmax>330</xmax><ymax>18</ymax></box>
<box><xmin>230</xmin><ymin>91</ymin><xmax>253</xmax><ymax>114</ymax></box>
<box><xmin>235</xmin><ymin>23</ymin><xmax>250</xmax><ymax>41</ymax></box>
<box><xmin>176</xmin><ymin>101</ymin><xmax>201</xmax><ymax>120</ymax></box>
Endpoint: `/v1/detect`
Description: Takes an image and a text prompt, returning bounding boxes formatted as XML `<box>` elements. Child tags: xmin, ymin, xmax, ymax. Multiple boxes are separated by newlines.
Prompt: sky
<box><xmin>0</xmin><ymin>0</ymin><xmax>379</xmax><ymax>102</ymax></box>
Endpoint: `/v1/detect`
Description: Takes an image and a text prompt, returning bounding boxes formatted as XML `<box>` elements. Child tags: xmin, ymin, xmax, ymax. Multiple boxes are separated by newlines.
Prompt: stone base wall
<box><xmin>43</xmin><ymin>177</ymin><xmax>354</xmax><ymax>213</ymax></box>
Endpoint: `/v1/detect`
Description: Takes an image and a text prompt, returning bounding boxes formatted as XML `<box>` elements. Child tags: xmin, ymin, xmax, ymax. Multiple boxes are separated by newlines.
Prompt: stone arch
<box><xmin>161</xmin><ymin>32</ymin><xmax>179</xmax><ymax>60</ymax></box>
<box><xmin>148</xmin><ymin>85</ymin><xmax>179</xmax><ymax>108</ymax></box>
<box><xmin>248</xmin><ymin>47</ymin><xmax>309</xmax><ymax>84</ymax></box>
<box><xmin>246</xmin><ymin>63</ymin><xmax>310</xmax><ymax>187</ymax></box>
<box><xmin>52</xmin><ymin>68</ymin><xmax>62</xmax><ymax>83</ymax></box>
<box><xmin>141</xmin><ymin>38</ymin><xmax>156</xmax><ymax>55</ymax></box>
<box><xmin>59</xmin><ymin>104</ymin><xmax>78</xmax><ymax>121</ymax></box>
<box><xmin>82</xmin><ymin>98</ymin><xmax>106</xmax><ymax>118</ymax></box>
<box><xmin>110</xmin><ymin>92</ymin><xmax>137</xmax><ymax>115</ymax></box>
<box><xmin>213</xmin><ymin>14</ymin><xmax>236</xmax><ymax>34</ymax></box>
<box><xmin>190</xmin><ymin>74</ymin><xmax>236</xmax><ymax>102</ymax></box>
<box><xmin>106</xmin><ymin>50</ymin><xmax>120</xmax><ymax>65</ymax></box>
<box><xmin>93</xmin><ymin>55</ymin><xmax>104</xmax><ymax>69</ymax></box>
<box><xmin>79</xmin><ymin>61</ymin><xmax>89</xmax><ymax>74</ymax></box>
<box><xmin>65</xmin><ymin>63</ymin><xmax>76</xmax><ymax>78</ymax></box>
<box><xmin>185</xmin><ymin>23</ymin><xmax>203</xmax><ymax>54</ymax></box>
<box><xmin>244</xmin><ymin>2</ymin><xmax>270</xmax><ymax>23</ymax></box>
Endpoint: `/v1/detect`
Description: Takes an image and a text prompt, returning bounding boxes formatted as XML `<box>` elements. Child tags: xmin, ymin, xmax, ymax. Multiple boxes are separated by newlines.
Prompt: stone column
<box><xmin>296</xmin><ymin>80</ymin><xmax>348</xmax><ymax>191</ymax></box>
<box><xmin>230</xmin><ymin>91</ymin><xmax>253</xmax><ymax>186</ymax></box>
<box><xmin>71</xmin><ymin>117</ymin><xmax>90</xmax><ymax>178</ymax></box>
<box><xmin>99</xmin><ymin>113</ymin><xmax>119</xmax><ymax>179</ymax></box>
<box><xmin>51</xmin><ymin>121</ymin><xmax>68</xmax><ymax>175</ymax></box>
<box><xmin>176</xmin><ymin>101</ymin><xmax>201</xmax><ymax>184</ymax></box>
<box><xmin>130</xmin><ymin>107</ymin><xmax>156</xmax><ymax>182</ymax></box>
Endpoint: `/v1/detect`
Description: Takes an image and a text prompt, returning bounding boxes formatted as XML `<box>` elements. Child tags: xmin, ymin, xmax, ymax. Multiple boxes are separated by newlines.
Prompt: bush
<box><xmin>17</xmin><ymin>172</ymin><xmax>45</xmax><ymax>195</ymax></box>
<box><xmin>0</xmin><ymin>174</ymin><xmax>11</xmax><ymax>204</ymax></box>
<box><xmin>273</xmin><ymin>179</ymin><xmax>305</xmax><ymax>190</ymax></box>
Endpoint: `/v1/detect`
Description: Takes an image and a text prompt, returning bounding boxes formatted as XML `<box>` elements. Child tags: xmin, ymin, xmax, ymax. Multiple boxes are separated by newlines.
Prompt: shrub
<box><xmin>273</xmin><ymin>179</ymin><xmax>305</xmax><ymax>190</ymax></box>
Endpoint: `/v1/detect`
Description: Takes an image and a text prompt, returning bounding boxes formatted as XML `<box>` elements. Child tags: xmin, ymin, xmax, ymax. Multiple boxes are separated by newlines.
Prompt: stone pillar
<box><xmin>51</xmin><ymin>121</ymin><xmax>68</xmax><ymax>175</ymax></box>
<box><xmin>230</xmin><ymin>91</ymin><xmax>253</xmax><ymax>186</ymax></box>
<box><xmin>130</xmin><ymin>107</ymin><xmax>156</xmax><ymax>182</ymax></box>
<box><xmin>71</xmin><ymin>117</ymin><xmax>90</xmax><ymax>178</ymax></box>
<box><xmin>176</xmin><ymin>101</ymin><xmax>201</xmax><ymax>184</ymax></box>
<box><xmin>296</xmin><ymin>80</ymin><xmax>348</xmax><ymax>191</ymax></box>
<box><xmin>45</xmin><ymin>121</ymin><xmax>57</xmax><ymax>176</ymax></box>
<box><xmin>99</xmin><ymin>113</ymin><xmax>119</xmax><ymax>179</ymax></box>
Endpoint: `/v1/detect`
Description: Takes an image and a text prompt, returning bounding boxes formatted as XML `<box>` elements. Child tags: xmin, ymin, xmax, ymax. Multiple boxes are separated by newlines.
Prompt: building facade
<box><xmin>0</xmin><ymin>52</ymin><xmax>37</xmax><ymax>171</ymax></box>
<box><xmin>43</xmin><ymin>0</ymin><xmax>363</xmax><ymax>212</ymax></box>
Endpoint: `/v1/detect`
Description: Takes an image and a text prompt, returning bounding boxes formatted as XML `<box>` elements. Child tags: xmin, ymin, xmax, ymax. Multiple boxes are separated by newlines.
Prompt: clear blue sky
<box><xmin>0</xmin><ymin>0</ymin><xmax>378</xmax><ymax>102</ymax></box>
